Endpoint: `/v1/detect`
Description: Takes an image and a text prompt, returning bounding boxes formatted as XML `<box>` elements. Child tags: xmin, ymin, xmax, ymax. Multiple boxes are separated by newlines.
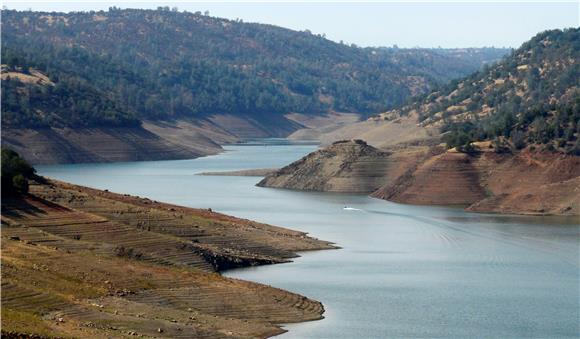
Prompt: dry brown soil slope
<box><xmin>373</xmin><ymin>147</ymin><xmax>486</xmax><ymax>206</ymax></box>
<box><xmin>286</xmin><ymin>112</ymin><xmax>361</xmax><ymax>141</ymax></box>
<box><xmin>290</xmin><ymin>111</ymin><xmax>440</xmax><ymax>150</ymax></box>
<box><xmin>1</xmin><ymin>120</ymin><xmax>237</xmax><ymax>165</ymax></box>
<box><xmin>2</xmin><ymin>112</ymin><xmax>314</xmax><ymax>166</ymax></box>
<box><xmin>373</xmin><ymin>146</ymin><xmax>580</xmax><ymax>215</ymax></box>
<box><xmin>142</xmin><ymin>119</ymin><xmax>238</xmax><ymax>155</ymax></box>
<box><xmin>258</xmin><ymin>140</ymin><xmax>394</xmax><ymax>193</ymax></box>
<box><xmin>258</xmin><ymin>138</ymin><xmax>579</xmax><ymax>215</ymax></box>
<box><xmin>1</xmin><ymin>180</ymin><xmax>334</xmax><ymax>338</ymax></box>
<box><xmin>207</xmin><ymin>114</ymin><xmax>304</xmax><ymax>139</ymax></box>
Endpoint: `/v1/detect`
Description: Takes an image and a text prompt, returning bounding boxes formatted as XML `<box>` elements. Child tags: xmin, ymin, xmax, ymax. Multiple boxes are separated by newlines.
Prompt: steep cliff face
<box><xmin>373</xmin><ymin>146</ymin><xmax>580</xmax><ymax>215</ymax></box>
<box><xmin>258</xmin><ymin>140</ymin><xmax>393</xmax><ymax>193</ymax></box>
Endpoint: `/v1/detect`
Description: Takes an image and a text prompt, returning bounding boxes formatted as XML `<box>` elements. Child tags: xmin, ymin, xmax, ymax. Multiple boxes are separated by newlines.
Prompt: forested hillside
<box><xmin>1</xmin><ymin>65</ymin><xmax>139</xmax><ymax>127</ymax></box>
<box><xmin>1</xmin><ymin>8</ymin><xmax>507</xmax><ymax>128</ymax></box>
<box><xmin>385</xmin><ymin>28</ymin><xmax>579</xmax><ymax>154</ymax></box>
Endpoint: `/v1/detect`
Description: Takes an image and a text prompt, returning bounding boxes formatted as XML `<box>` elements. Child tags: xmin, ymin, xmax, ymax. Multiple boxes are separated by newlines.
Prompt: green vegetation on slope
<box><xmin>1</xmin><ymin>66</ymin><xmax>140</xmax><ymax>128</ymax></box>
<box><xmin>392</xmin><ymin>28</ymin><xmax>579</xmax><ymax>154</ymax></box>
<box><xmin>1</xmin><ymin>8</ymin><xmax>507</xmax><ymax>128</ymax></box>
<box><xmin>1</xmin><ymin>149</ymin><xmax>36</xmax><ymax>195</ymax></box>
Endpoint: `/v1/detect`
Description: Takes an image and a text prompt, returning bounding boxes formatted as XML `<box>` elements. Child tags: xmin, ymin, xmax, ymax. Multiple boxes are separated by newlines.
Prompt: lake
<box><xmin>37</xmin><ymin>139</ymin><xmax>580</xmax><ymax>338</ymax></box>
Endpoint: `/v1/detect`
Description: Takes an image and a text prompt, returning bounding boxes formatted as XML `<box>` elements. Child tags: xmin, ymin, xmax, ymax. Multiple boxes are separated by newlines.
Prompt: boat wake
<box><xmin>343</xmin><ymin>207</ymin><xmax>363</xmax><ymax>211</ymax></box>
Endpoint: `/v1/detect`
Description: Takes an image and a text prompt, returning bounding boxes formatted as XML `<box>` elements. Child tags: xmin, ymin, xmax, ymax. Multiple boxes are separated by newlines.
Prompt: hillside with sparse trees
<box><xmin>1</xmin><ymin>8</ymin><xmax>507</xmax><ymax>129</ymax></box>
<box><xmin>389</xmin><ymin>28</ymin><xmax>579</xmax><ymax>154</ymax></box>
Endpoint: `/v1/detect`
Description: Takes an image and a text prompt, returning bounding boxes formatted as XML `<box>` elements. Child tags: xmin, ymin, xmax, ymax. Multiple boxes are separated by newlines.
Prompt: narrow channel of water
<box><xmin>37</xmin><ymin>139</ymin><xmax>580</xmax><ymax>338</ymax></box>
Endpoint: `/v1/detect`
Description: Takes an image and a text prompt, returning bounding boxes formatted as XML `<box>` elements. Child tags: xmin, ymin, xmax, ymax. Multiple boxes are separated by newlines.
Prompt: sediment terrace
<box><xmin>260</xmin><ymin>140</ymin><xmax>580</xmax><ymax>216</ymax></box>
<box><xmin>258</xmin><ymin>140</ymin><xmax>393</xmax><ymax>193</ymax></box>
<box><xmin>1</xmin><ymin>179</ymin><xmax>334</xmax><ymax>338</ymax></box>
<box><xmin>1</xmin><ymin>118</ymin><xmax>241</xmax><ymax>165</ymax></box>
<box><xmin>373</xmin><ymin>146</ymin><xmax>580</xmax><ymax>215</ymax></box>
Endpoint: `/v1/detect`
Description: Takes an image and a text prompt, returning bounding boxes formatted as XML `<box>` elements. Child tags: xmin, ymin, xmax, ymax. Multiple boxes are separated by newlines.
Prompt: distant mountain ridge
<box><xmin>1</xmin><ymin>8</ymin><xmax>508</xmax><ymax>131</ymax></box>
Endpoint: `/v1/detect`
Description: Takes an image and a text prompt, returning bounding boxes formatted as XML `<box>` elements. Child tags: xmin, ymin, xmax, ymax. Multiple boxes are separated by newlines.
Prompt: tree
<box><xmin>12</xmin><ymin>174</ymin><xmax>29</xmax><ymax>194</ymax></box>
<box><xmin>1</xmin><ymin>149</ymin><xmax>36</xmax><ymax>196</ymax></box>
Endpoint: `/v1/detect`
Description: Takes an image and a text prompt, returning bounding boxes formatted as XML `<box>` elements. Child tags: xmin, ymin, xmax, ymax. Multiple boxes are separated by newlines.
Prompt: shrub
<box><xmin>510</xmin><ymin>129</ymin><xmax>527</xmax><ymax>150</ymax></box>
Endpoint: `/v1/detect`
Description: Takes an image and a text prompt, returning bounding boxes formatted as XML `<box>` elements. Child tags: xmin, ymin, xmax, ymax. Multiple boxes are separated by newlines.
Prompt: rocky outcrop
<box><xmin>258</xmin><ymin>140</ymin><xmax>393</xmax><ymax>193</ymax></box>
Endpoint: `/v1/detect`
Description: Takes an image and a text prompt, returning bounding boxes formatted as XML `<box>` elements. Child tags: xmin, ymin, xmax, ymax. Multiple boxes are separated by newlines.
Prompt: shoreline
<box><xmin>35</xmin><ymin>138</ymin><xmax>579</xmax><ymax>218</ymax></box>
<box><xmin>197</xmin><ymin>168</ymin><xmax>278</xmax><ymax>177</ymax></box>
<box><xmin>1</xmin><ymin>178</ymin><xmax>335</xmax><ymax>338</ymax></box>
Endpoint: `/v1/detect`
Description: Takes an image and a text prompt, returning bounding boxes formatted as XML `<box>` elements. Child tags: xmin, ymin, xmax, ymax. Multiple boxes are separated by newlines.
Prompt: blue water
<box><xmin>37</xmin><ymin>139</ymin><xmax>580</xmax><ymax>338</ymax></box>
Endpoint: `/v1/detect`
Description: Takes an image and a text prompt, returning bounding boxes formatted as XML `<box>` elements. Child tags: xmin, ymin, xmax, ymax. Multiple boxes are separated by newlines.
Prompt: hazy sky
<box><xmin>3</xmin><ymin>1</ymin><xmax>579</xmax><ymax>48</ymax></box>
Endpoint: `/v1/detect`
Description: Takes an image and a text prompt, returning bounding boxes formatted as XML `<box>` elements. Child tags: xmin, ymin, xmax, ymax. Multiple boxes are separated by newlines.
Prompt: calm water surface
<box><xmin>38</xmin><ymin>139</ymin><xmax>580</xmax><ymax>338</ymax></box>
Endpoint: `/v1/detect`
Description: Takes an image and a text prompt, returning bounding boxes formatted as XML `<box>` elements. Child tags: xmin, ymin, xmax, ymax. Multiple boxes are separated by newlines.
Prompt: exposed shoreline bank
<box><xmin>259</xmin><ymin>140</ymin><xmax>580</xmax><ymax>216</ymax></box>
<box><xmin>1</xmin><ymin>178</ymin><xmax>335</xmax><ymax>338</ymax></box>
<box><xmin>198</xmin><ymin>168</ymin><xmax>278</xmax><ymax>177</ymax></box>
